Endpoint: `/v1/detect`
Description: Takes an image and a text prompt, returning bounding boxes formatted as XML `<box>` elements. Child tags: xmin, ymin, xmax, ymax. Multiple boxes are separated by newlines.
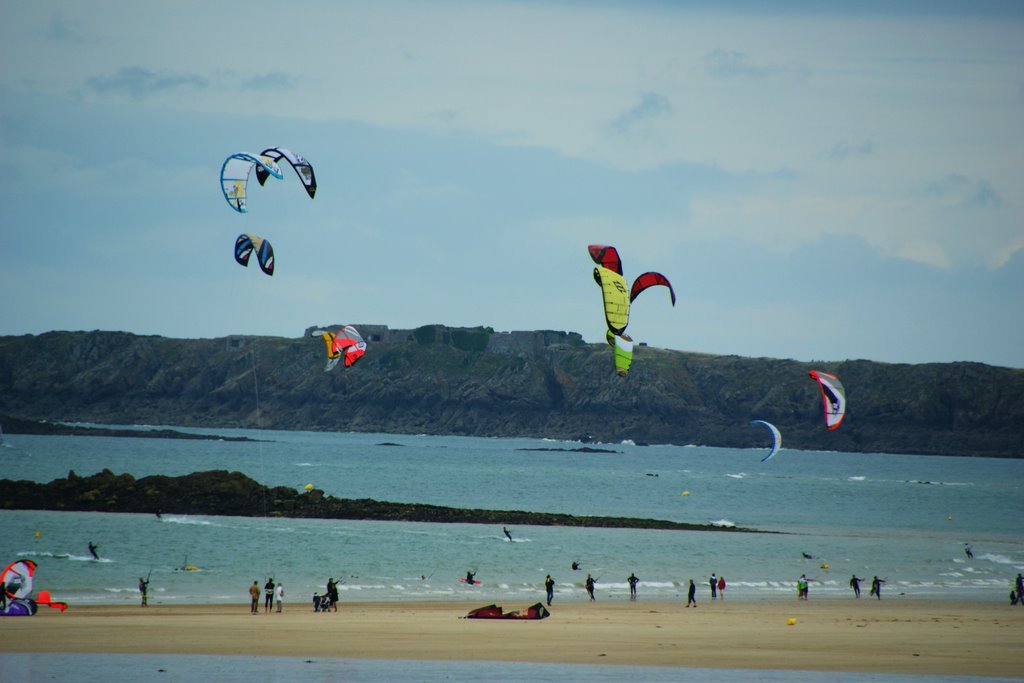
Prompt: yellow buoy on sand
<box><xmin>787</xmin><ymin>618</ymin><xmax>797</xmax><ymax>626</ymax></box>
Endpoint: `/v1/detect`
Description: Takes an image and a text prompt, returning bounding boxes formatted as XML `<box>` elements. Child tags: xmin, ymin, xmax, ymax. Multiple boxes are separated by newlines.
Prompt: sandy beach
<box><xmin>2</xmin><ymin>599</ymin><xmax>1020</xmax><ymax>677</ymax></box>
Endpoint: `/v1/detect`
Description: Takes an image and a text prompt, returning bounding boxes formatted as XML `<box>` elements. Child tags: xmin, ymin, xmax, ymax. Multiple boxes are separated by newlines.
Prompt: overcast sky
<box><xmin>2</xmin><ymin>1</ymin><xmax>1021</xmax><ymax>367</ymax></box>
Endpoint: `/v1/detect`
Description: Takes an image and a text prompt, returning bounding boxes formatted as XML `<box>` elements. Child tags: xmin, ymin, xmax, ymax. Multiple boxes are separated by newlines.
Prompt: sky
<box><xmin>1</xmin><ymin>1</ymin><xmax>1022</xmax><ymax>368</ymax></box>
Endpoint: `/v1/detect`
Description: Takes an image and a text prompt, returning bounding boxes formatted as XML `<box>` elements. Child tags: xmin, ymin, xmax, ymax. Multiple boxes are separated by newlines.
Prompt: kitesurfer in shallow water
<box><xmin>503</xmin><ymin>527</ymin><xmax>513</xmax><ymax>542</ymax></box>
<box><xmin>88</xmin><ymin>542</ymin><xmax>100</xmax><ymax>560</ymax></box>
<box><xmin>571</xmin><ymin>561</ymin><xmax>580</xmax><ymax>571</ymax></box>
<box><xmin>465</xmin><ymin>571</ymin><xmax>476</xmax><ymax>585</ymax></box>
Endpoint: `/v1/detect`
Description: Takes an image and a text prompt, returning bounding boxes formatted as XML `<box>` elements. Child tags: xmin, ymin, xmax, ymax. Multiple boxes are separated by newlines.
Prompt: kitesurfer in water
<box><xmin>850</xmin><ymin>575</ymin><xmax>862</xmax><ymax>598</ymax></box>
<box><xmin>465</xmin><ymin>571</ymin><xmax>476</xmax><ymax>585</ymax></box>
<box><xmin>964</xmin><ymin>544</ymin><xmax>974</xmax><ymax>559</ymax></box>
<box><xmin>571</xmin><ymin>561</ymin><xmax>580</xmax><ymax>571</ymax></box>
<box><xmin>88</xmin><ymin>542</ymin><xmax>100</xmax><ymax>560</ymax></box>
<box><xmin>545</xmin><ymin>575</ymin><xmax>555</xmax><ymax>606</ymax></box>
<box><xmin>503</xmin><ymin>527</ymin><xmax>513</xmax><ymax>542</ymax></box>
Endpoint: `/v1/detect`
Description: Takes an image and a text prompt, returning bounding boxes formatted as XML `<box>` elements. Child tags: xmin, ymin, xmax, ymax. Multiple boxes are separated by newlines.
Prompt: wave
<box><xmin>160</xmin><ymin>516</ymin><xmax>216</xmax><ymax>526</ymax></box>
<box><xmin>847</xmin><ymin>476</ymin><xmax>866</xmax><ymax>481</ymax></box>
<box><xmin>725</xmin><ymin>473</ymin><xmax>746</xmax><ymax>479</ymax></box>
<box><xmin>710</xmin><ymin>519</ymin><xmax>736</xmax><ymax>528</ymax></box>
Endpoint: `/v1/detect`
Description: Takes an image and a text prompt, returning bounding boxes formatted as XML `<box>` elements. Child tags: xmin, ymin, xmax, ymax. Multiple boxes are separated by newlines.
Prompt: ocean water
<box><xmin>1</xmin><ymin>427</ymin><xmax>1021</xmax><ymax>606</ymax></box>
<box><xmin>1</xmin><ymin>428</ymin><xmax>1022</xmax><ymax>682</ymax></box>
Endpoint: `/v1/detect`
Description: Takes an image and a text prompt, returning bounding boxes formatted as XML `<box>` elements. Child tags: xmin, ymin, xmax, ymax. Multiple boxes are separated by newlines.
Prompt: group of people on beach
<box><xmin>245</xmin><ymin>578</ymin><xmax>285</xmax><ymax>613</ymax></box>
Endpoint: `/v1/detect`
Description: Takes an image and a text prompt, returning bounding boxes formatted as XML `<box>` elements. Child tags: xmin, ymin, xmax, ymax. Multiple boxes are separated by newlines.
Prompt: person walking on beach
<box><xmin>249</xmin><ymin>581</ymin><xmax>260</xmax><ymax>614</ymax></box>
<box><xmin>264</xmin><ymin>578</ymin><xmax>275</xmax><ymax>613</ymax></box>
<box><xmin>850</xmin><ymin>575</ymin><xmax>862</xmax><ymax>598</ymax></box>
<box><xmin>870</xmin><ymin>576</ymin><xmax>885</xmax><ymax>599</ymax></box>
<box><xmin>686</xmin><ymin>579</ymin><xmax>697</xmax><ymax>607</ymax></box>
<box><xmin>717</xmin><ymin>576</ymin><xmax>726</xmax><ymax>600</ymax></box>
<box><xmin>709</xmin><ymin>573</ymin><xmax>718</xmax><ymax>600</ymax></box>
<box><xmin>88</xmin><ymin>542</ymin><xmax>100</xmax><ymax>560</ymax></box>
<box><xmin>138</xmin><ymin>576</ymin><xmax>149</xmax><ymax>607</ymax></box>
<box><xmin>274</xmin><ymin>582</ymin><xmax>284</xmax><ymax>612</ymax></box>
<box><xmin>628</xmin><ymin>573</ymin><xmax>639</xmax><ymax>600</ymax></box>
<box><xmin>585</xmin><ymin>574</ymin><xmax>596</xmax><ymax>601</ymax></box>
<box><xmin>1015</xmin><ymin>574</ymin><xmax>1024</xmax><ymax>602</ymax></box>
<box><xmin>545</xmin><ymin>575</ymin><xmax>555</xmax><ymax>606</ymax></box>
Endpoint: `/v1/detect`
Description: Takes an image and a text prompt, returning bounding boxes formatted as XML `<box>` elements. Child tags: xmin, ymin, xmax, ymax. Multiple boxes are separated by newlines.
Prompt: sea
<box><xmin>1</xmin><ymin>426</ymin><xmax>1021</xmax><ymax>682</ymax></box>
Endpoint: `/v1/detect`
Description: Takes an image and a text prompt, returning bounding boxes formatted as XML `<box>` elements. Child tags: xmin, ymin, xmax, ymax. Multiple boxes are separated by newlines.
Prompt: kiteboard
<box><xmin>458</xmin><ymin>578</ymin><xmax>482</xmax><ymax>585</ymax></box>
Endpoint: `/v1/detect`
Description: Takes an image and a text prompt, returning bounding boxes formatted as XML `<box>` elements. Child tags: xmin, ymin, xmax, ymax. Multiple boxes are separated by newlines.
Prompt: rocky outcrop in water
<box><xmin>0</xmin><ymin>469</ymin><xmax>758</xmax><ymax>532</ymax></box>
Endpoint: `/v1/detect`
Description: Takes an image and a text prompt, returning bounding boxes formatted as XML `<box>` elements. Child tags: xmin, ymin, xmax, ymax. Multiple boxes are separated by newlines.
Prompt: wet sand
<box><xmin>2</xmin><ymin>599</ymin><xmax>1020</xmax><ymax>677</ymax></box>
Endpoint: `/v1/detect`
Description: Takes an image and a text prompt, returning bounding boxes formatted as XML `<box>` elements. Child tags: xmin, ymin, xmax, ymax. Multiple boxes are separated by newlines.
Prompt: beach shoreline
<box><xmin>3</xmin><ymin>599</ymin><xmax>1020</xmax><ymax>677</ymax></box>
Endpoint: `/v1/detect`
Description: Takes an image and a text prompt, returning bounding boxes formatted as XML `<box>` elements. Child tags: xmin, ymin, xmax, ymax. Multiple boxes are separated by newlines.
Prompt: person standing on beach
<box><xmin>327</xmin><ymin>578</ymin><xmax>339</xmax><ymax>612</ymax></box>
<box><xmin>850</xmin><ymin>575</ymin><xmax>862</xmax><ymax>598</ymax></box>
<box><xmin>264</xmin><ymin>578</ymin><xmax>275</xmax><ymax>613</ymax></box>
<box><xmin>545</xmin><ymin>575</ymin><xmax>555</xmax><ymax>606</ymax></box>
<box><xmin>1015</xmin><ymin>574</ymin><xmax>1024</xmax><ymax>602</ymax></box>
<box><xmin>686</xmin><ymin>579</ymin><xmax>697</xmax><ymax>607</ymax></box>
<box><xmin>274</xmin><ymin>582</ymin><xmax>284</xmax><ymax>612</ymax></box>
<box><xmin>249</xmin><ymin>581</ymin><xmax>260</xmax><ymax>614</ymax></box>
<box><xmin>870</xmin><ymin>576</ymin><xmax>885</xmax><ymax>599</ymax></box>
<box><xmin>138</xmin><ymin>577</ymin><xmax>149</xmax><ymax>607</ymax></box>
<box><xmin>0</xmin><ymin>580</ymin><xmax>6</xmax><ymax>611</ymax></box>
<box><xmin>797</xmin><ymin>574</ymin><xmax>809</xmax><ymax>600</ymax></box>
<box><xmin>628</xmin><ymin>573</ymin><xmax>639</xmax><ymax>600</ymax></box>
<box><xmin>709</xmin><ymin>573</ymin><xmax>718</xmax><ymax>600</ymax></box>
<box><xmin>717</xmin><ymin>576</ymin><xmax>726</xmax><ymax>600</ymax></box>
<box><xmin>585</xmin><ymin>574</ymin><xmax>596</xmax><ymax>601</ymax></box>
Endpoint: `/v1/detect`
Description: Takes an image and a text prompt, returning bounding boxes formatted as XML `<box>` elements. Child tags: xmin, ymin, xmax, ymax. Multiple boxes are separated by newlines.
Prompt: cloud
<box><xmin>828</xmin><ymin>139</ymin><xmax>874</xmax><ymax>160</ymax></box>
<box><xmin>925</xmin><ymin>173</ymin><xmax>1003</xmax><ymax>208</ymax></box>
<box><xmin>609</xmin><ymin>92</ymin><xmax>672</xmax><ymax>134</ymax></box>
<box><xmin>703</xmin><ymin>49</ymin><xmax>776</xmax><ymax>80</ymax></box>
<box><xmin>45</xmin><ymin>15</ymin><xmax>86</xmax><ymax>42</ymax></box>
<box><xmin>85</xmin><ymin>66</ymin><xmax>208</xmax><ymax>100</ymax></box>
<box><xmin>240</xmin><ymin>72</ymin><xmax>297</xmax><ymax>91</ymax></box>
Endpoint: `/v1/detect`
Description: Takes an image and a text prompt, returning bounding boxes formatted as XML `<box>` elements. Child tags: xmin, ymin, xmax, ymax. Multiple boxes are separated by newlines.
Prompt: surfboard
<box><xmin>458</xmin><ymin>578</ymin><xmax>482</xmax><ymax>585</ymax></box>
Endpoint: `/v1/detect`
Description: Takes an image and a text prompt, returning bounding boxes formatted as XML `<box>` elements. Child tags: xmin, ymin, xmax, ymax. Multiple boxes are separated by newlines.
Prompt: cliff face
<box><xmin>1</xmin><ymin>328</ymin><xmax>1021</xmax><ymax>457</ymax></box>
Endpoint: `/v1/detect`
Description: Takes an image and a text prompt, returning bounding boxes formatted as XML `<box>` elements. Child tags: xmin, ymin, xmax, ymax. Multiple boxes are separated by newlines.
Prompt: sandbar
<box><xmin>2</xmin><ymin>599</ymin><xmax>1020</xmax><ymax>677</ymax></box>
